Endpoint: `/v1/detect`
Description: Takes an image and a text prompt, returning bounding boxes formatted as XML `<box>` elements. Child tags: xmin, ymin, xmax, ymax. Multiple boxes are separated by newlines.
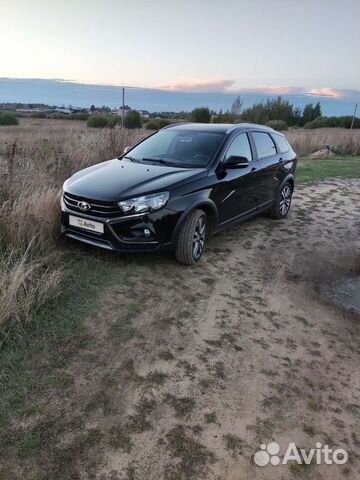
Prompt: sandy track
<box><xmin>25</xmin><ymin>179</ymin><xmax>360</xmax><ymax>480</ymax></box>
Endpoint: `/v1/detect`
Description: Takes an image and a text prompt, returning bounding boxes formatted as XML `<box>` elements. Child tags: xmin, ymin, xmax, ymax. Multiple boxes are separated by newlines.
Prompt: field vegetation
<box><xmin>0</xmin><ymin>118</ymin><xmax>360</xmax><ymax>478</ymax></box>
<box><xmin>0</xmin><ymin>118</ymin><xmax>359</xmax><ymax>357</ymax></box>
<box><xmin>0</xmin><ymin>111</ymin><xmax>19</xmax><ymax>126</ymax></box>
<box><xmin>0</xmin><ymin>120</ymin><xmax>144</xmax><ymax>332</ymax></box>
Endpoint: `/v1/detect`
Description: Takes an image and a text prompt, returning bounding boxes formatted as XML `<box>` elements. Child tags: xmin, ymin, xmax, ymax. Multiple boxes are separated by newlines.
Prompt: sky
<box><xmin>0</xmin><ymin>0</ymin><xmax>359</xmax><ymax>100</ymax></box>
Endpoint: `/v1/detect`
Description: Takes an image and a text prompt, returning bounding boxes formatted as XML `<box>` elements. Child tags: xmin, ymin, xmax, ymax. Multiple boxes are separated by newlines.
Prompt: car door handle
<box><xmin>251</xmin><ymin>166</ymin><xmax>257</xmax><ymax>172</ymax></box>
<box><xmin>279</xmin><ymin>158</ymin><xmax>285</xmax><ymax>164</ymax></box>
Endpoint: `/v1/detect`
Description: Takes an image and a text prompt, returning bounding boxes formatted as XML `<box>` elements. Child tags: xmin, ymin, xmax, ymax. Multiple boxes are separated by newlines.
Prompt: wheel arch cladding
<box><xmin>282</xmin><ymin>174</ymin><xmax>294</xmax><ymax>191</ymax></box>
<box><xmin>172</xmin><ymin>201</ymin><xmax>218</xmax><ymax>243</ymax></box>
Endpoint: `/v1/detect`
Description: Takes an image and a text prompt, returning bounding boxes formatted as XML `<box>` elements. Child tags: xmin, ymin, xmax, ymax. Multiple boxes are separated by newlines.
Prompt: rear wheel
<box><xmin>269</xmin><ymin>182</ymin><xmax>293</xmax><ymax>219</ymax></box>
<box><xmin>175</xmin><ymin>209</ymin><xmax>207</xmax><ymax>265</ymax></box>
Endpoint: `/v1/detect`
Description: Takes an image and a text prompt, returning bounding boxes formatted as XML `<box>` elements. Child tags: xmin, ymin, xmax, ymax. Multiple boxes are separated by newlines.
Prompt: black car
<box><xmin>61</xmin><ymin>123</ymin><xmax>297</xmax><ymax>265</ymax></box>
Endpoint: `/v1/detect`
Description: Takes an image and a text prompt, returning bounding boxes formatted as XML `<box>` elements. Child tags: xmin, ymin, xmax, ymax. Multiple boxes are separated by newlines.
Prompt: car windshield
<box><xmin>123</xmin><ymin>129</ymin><xmax>225</xmax><ymax>168</ymax></box>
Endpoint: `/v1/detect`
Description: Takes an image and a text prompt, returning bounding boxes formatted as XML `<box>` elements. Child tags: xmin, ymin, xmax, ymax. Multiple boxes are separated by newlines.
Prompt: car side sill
<box><xmin>216</xmin><ymin>201</ymin><xmax>273</xmax><ymax>232</ymax></box>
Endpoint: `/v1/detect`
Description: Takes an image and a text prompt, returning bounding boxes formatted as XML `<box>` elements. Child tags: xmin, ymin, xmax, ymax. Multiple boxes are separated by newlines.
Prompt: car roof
<box><xmin>162</xmin><ymin>122</ymin><xmax>277</xmax><ymax>134</ymax></box>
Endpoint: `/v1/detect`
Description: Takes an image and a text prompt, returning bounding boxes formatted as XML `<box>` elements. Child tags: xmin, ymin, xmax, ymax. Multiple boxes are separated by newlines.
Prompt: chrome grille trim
<box><xmin>63</xmin><ymin>192</ymin><xmax>122</xmax><ymax>216</ymax></box>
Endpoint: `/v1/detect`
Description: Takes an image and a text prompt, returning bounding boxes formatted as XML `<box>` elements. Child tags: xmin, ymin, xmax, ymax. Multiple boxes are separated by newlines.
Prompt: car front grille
<box><xmin>63</xmin><ymin>192</ymin><xmax>123</xmax><ymax>218</ymax></box>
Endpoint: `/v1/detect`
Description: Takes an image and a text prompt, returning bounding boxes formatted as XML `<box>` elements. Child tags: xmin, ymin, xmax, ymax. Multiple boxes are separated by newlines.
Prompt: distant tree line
<box><xmin>189</xmin><ymin>96</ymin><xmax>359</xmax><ymax>130</ymax></box>
<box><xmin>212</xmin><ymin>96</ymin><xmax>322</xmax><ymax>129</ymax></box>
<box><xmin>2</xmin><ymin>97</ymin><xmax>359</xmax><ymax>130</ymax></box>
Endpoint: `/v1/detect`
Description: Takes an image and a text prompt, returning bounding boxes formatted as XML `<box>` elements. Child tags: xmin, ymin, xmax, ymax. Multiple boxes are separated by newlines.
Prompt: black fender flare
<box><xmin>171</xmin><ymin>197</ymin><xmax>219</xmax><ymax>244</ymax></box>
<box><xmin>280</xmin><ymin>173</ymin><xmax>295</xmax><ymax>192</ymax></box>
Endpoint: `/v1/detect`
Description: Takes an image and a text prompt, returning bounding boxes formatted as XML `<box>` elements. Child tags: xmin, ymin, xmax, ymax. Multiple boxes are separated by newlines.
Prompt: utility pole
<box><xmin>351</xmin><ymin>103</ymin><xmax>358</xmax><ymax>129</ymax></box>
<box><xmin>121</xmin><ymin>86</ymin><xmax>125</xmax><ymax>128</ymax></box>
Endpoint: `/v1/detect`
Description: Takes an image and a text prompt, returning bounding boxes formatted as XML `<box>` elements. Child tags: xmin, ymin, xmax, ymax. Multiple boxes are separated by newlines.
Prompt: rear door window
<box><xmin>252</xmin><ymin>132</ymin><xmax>277</xmax><ymax>159</ymax></box>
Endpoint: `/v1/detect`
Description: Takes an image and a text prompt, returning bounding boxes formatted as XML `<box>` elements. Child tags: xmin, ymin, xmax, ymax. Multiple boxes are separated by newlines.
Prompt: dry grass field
<box><xmin>0</xmin><ymin>119</ymin><xmax>360</xmax><ymax>479</ymax></box>
<box><xmin>285</xmin><ymin>127</ymin><xmax>360</xmax><ymax>155</ymax></box>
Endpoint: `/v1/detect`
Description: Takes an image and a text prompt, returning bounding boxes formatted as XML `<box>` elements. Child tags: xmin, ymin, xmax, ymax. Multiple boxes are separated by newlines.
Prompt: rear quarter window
<box><xmin>273</xmin><ymin>133</ymin><xmax>291</xmax><ymax>154</ymax></box>
<box><xmin>252</xmin><ymin>132</ymin><xmax>277</xmax><ymax>159</ymax></box>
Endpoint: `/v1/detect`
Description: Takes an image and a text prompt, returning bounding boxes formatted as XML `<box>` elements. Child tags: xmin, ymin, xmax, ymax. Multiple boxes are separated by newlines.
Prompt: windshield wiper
<box><xmin>142</xmin><ymin>158</ymin><xmax>173</xmax><ymax>165</ymax></box>
<box><xmin>142</xmin><ymin>158</ymin><xmax>188</xmax><ymax>167</ymax></box>
<box><xmin>122</xmin><ymin>155</ymin><xmax>141</xmax><ymax>163</ymax></box>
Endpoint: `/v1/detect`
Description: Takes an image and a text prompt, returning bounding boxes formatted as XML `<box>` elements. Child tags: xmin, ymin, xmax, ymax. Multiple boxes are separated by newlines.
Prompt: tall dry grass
<box><xmin>0</xmin><ymin>120</ymin><xmax>359</xmax><ymax>330</ymax></box>
<box><xmin>0</xmin><ymin>119</ymin><xmax>148</xmax><ymax>331</ymax></box>
<box><xmin>284</xmin><ymin>128</ymin><xmax>360</xmax><ymax>156</ymax></box>
<box><xmin>0</xmin><ymin>247</ymin><xmax>62</xmax><ymax>330</ymax></box>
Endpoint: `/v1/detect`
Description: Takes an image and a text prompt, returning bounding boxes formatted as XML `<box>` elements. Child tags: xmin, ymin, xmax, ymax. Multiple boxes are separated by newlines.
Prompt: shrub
<box><xmin>304</xmin><ymin>117</ymin><xmax>329</xmax><ymax>129</ymax></box>
<box><xmin>190</xmin><ymin>107</ymin><xmax>211</xmax><ymax>123</ymax></box>
<box><xmin>124</xmin><ymin>110</ymin><xmax>142</xmax><ymax>129</ymax></box>
<box><xmin>87</xmin><ymin>115</ymin><xmax>109</xmax><ymax>128</ymax></box>
<box><xmin>304</xmin><ymin>116</ymin><xmax>360</xmax><ymax>129</ymax></box>
<box><xmin>48</xmin><ymin>112</ymin><xmax>89</xmax><ymax>121</ymax></box>
<box><xmin>48</xmin><ymin>112</ymin><xmax>68</xmax><ymax>120</ymax></box>
<box><xmin>0</xmin><ymin>112</ymin><xmax>19</xmax><ymax>126</ymax></box>
<box><xmin>145</xmin><ymin>119</ymin><xmax>171</xmax><ymax>130</ymax></box>
<box><xmin>68</xmin><ymin>113</ymin><xmax>89</xmax><ymax>121</ymax></box>
<box><xmin>32</xmin><ymin>112</ymin><xmax>47</xmax><ymax>119</ymax></box>
<box><xmin>266</xmin><ymin>120</ymin><xmax>288</xmax><ymax>131</ymax></box>
<box><xmin>106</xmin><ymin>115</ymin><xmax>122</xmax><ymax>128</ymax></box>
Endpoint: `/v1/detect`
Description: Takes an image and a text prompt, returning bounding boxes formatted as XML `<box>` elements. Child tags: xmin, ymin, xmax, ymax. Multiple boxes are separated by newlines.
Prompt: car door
<box><xmin>250</xmin><ymin>130</ymin><xmax>280</xmax><ymax>208</ymax></box>
<box><xmin>213</xmin><ymin>131</ymin><xmax>261</xmax><ymax>225</ymax></box>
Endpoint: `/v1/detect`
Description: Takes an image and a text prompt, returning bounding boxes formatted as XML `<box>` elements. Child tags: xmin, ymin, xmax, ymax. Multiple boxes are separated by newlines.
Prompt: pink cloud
<box><xmin>155</xmin><ymin>79</ymin><xmax>359</xmax><ymax>100</ymax></box>
<box><xmin>157</xmin><ymin>79</ymin><xmax>235</xmax><ymax>93</ymax></box>
<box><xmin>306</xmin><ymin>87</ymin><xmax>346</xmax><ymax>98</ymax></box>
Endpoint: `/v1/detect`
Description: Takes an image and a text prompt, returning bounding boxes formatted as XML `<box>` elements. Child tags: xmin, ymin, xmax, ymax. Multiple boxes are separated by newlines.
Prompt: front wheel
<box><xmin>175</xmin><ymin>209</ymin><xmax>207</xmax><ymax>265</ymax></box>
<box><xmin>269</xmin><ymin>182</ymin><xmax>293</xmax><ymax>219</ymax></box>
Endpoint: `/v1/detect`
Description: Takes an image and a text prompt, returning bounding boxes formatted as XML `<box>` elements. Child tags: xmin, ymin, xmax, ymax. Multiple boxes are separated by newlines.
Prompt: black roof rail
<box><xmin>161</xmin><ymin>122</ymin><xmax>192</xmax><ymax>129</ymax></box>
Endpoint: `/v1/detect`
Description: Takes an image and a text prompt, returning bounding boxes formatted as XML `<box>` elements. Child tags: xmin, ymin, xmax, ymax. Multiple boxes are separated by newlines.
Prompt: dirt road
<box><xmin>9</xmin><ymin>179</ymin><xmax>360</xmax><ymax>479</ymax></box>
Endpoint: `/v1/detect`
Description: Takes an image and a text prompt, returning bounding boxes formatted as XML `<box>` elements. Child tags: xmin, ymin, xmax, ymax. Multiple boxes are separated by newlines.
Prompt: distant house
<box><xmin>54</xmin><ymin>108</ymin><xmax>72</xmax><ymax>115</ymax></box>
<box><xmin>118</xmin><ymin>105</ymin><xmax>131</xmax><ymax>117</ymax></box>
<box><xmin>16</xmin><ymin>108</ymin><xmax>48</xmax><ymax>114</ymax></box>
<box><xmin>138</xmin><ymin>110</ymin><xmax>150</xmax><ymax>119</ymax></box>
<box><xmin>69</xmin><ymin>106</ymin><xmax>88</xmax><ymax>113</ymax></box>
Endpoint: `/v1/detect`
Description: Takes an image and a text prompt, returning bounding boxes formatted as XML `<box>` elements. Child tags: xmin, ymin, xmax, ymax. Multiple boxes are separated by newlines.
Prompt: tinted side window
<box><xmin>252</xmin><ymin>132</ymin><xmax>277</xmax><ymax>158</ymax></box>
<box><xmin>273</xmin><ymin>134</ymin><xmax>290</xmax><ymax>154</ymax></box>
<box><xmin>225</xmin><ymin>133</ymin><xmax>252</xmax><ymax>161</ymax></box>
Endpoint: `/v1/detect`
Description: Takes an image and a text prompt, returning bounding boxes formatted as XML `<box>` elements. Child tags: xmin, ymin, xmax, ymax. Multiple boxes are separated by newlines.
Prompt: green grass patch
<box><xmin>296</xmin><ymin>156</ymin><xmax>360</xmax><ymax>183</ymax></box>
<box><xmin>0</xmin><ymin>251</ymin><xmax>124</xmax><ymax>428</ymax></box>
<box><xmin>164</xmin><ymin>393</ymin><xmax>196</xmax><ymax>418</ymax></box>
<box><xmin>223</xmin><ymin>433</ymin><xmax>243</xmax><ymax>456</ymax></box>
<box><xmin>165</xmin><ymin>425</ymin><xmax>214</xmax><ymax>479</ymax></box>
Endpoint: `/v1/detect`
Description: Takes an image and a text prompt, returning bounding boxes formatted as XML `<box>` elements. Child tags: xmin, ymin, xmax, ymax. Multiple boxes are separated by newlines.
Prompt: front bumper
<box><xmin>61</xmin><ymin>198</ymin><xmax>179</xmax><ymax>253</ymax></box>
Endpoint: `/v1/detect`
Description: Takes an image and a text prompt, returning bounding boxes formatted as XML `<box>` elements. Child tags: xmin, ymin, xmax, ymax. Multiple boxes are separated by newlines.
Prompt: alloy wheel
<box><xmin>192</xmin><ymin>215</ymin><xmax>207</xmax><ymax>260</ymax></box>
<box><xmin>279</xmin><ymin>185</ymin><xmax>292</xmax><ymax>216</ymax></box>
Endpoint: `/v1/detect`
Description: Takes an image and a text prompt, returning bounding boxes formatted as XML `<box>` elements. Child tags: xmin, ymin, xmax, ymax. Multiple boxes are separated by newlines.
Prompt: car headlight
<box><xmin>118</xmin><ymin>192</ymin><xmax>170</xmax><ymax>214</ymax></box>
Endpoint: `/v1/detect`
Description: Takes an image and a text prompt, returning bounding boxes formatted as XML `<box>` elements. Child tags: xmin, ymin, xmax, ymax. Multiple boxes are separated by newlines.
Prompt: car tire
<box><xmin>175</xmin><ymin>209</ymin><xmax>208</xmax><ymax>265</ymax></box>
<box><xmin>269</xmin><ymin>182</ymin><xmax>293</xmax><ymax>219</ymax></box>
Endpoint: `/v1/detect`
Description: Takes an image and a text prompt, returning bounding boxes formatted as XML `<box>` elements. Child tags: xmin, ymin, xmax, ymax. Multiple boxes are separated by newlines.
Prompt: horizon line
<box><xmin>1</xmin><ymin>77</ymin><xmax>359</xmax><ymax>100</ymax></box>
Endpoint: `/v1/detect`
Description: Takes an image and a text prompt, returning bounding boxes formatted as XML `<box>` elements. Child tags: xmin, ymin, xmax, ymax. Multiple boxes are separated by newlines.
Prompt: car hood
<box><xmin>65</xmin><ymin>158</ymin><xmax>207</xmax><ymax>201</ymax></box>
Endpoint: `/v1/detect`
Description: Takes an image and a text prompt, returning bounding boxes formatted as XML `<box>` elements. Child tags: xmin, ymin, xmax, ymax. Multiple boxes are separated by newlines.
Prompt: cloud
<box><xmin>157</xmin><ymin>80</ymin><xmax>308</xmax><ymax>95</ymax></box>
<box><xmin>235</xmin><ymin>85</ymin><xmax>305</xmax><ymax>95</ymax></box>
<box><xmin>157</xmin><ymin>79</ymin><xmax>235</xmax><ymax>93</ymax></box>
<box><xmin>306</xmin><ymin>87</ymin><xmax>348</xmax><ymax>98</ymax></box>
<box><xmin>156</xmin><ymin>80</ymin><xmax>359</xmax><ymax>100</ymax></box>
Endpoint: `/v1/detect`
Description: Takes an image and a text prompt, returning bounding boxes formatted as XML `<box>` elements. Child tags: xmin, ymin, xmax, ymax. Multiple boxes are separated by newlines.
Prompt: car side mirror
<box><xmin>224</xmin><ymin>155</ymin><xmax>249</xmax><ymax>169</ymax></box>
<box><xmin>123</xmin><ymin>146</ymin><xmax>131</xmax><ymax>154</ymax></box>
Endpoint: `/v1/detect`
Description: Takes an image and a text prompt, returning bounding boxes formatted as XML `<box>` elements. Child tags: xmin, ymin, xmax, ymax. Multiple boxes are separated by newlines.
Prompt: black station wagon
<box><xmin>61</xmin><ymin>123</ymin><xmax>297</xmax><ymax>264</ymax></box>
